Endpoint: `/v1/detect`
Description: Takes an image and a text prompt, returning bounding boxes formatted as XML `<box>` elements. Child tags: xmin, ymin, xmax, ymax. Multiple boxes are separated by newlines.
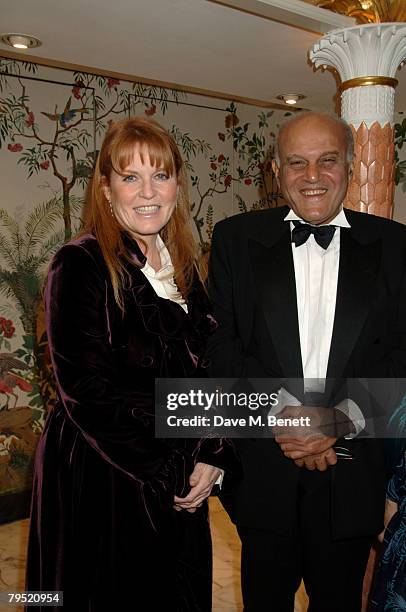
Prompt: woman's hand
<box><xmin>173</xmin><ymin>462</ymin><xmax>222</xmax><ymax>513</ymax></box>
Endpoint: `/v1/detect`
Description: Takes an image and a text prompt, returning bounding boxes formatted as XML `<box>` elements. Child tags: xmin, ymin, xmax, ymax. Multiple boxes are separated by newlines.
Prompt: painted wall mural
<box><xmin>0</xmin><ymin>56</ymin><xmax>290</xmax><ymax>522</ymax></box>
<box><xmin>395</xmin><ymin>115</ymin><xmax>406</xmax><ymax>194</ymax></box>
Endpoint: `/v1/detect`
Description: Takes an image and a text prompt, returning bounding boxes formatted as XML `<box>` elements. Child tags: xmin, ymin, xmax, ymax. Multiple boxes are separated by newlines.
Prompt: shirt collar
<box><xmin>284</xmin><ymin>207</ymin><xmax>350</xmax><ymax>228</ymax></box>
<box><xmin>142</xmin><ymin>235</ymin><xmax>174</xmax><ymax>279</ymax></box>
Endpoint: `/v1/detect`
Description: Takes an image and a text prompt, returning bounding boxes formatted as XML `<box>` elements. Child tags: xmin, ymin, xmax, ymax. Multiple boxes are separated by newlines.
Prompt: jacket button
<box><xmin>141</xmin><ymin>355</ymin><xmax>154</xmax><ymax>367</ymax></box>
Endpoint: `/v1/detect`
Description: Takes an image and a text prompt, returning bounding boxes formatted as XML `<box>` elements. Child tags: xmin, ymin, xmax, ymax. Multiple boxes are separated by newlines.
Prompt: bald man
<box><xmin>208</xmin><ymin>113</ymin><xmax>406</xmax><ymax>611</ymax></box>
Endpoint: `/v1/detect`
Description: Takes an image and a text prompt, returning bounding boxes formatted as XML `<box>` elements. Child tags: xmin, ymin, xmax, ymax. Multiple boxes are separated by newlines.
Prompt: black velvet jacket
<box><xmin>26</xmin><ymin>233</ymin><xmax>237</xmax><ymax>609</ymax></box>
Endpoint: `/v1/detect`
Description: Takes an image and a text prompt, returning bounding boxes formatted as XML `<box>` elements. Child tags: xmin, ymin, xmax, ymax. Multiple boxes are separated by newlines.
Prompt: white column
<box><xmin>309</xmin><ymin>23</ymin><xmax>406</xmax><ymax>217</ymax></box>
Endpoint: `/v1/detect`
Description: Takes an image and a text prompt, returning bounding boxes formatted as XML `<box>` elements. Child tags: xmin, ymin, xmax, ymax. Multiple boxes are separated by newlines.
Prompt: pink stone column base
<box><xmin>344</xmin><ymin>122</ymin><xmax>395</xmax><ymax>220</ymax></box>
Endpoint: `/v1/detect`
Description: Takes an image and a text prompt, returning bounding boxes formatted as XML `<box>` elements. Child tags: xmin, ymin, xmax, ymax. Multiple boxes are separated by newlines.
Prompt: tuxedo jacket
<box><xmin>208</xmin><ymin>205</ymin><xmax>406</xmax><ymax>539</ymax></box>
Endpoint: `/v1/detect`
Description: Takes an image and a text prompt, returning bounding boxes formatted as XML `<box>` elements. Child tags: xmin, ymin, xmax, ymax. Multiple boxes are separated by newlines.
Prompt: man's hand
<box><xmin>173</xmin><ymin>462</ymin><xmax>221</xmax><ymax>513</ymax></box>
<box><xmin>272</xmin><ymin>404</ymin><xmax>339</xmax><ymax>438</ymax></box>
<box><xmin>276</xmin><ymin>433</ymin><xmax>337</xmax><ymax>459</ymax></box>
<box><xmin>272</xmin><ymin>404</ymin><xmax>338</xmax><ymax>459</ymax></box>
<box><xmin>294</xmin><ymin>447</ymin><xmax>338</xmax><ymax>471</ymax></box>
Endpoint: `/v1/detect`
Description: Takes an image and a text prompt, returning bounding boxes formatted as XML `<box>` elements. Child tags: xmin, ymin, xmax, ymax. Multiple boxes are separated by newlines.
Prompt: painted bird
<box><xmin>41</xmin><ymin>97</ymin><xmax>89</xmax><ymax>127</ymax></box>
<box><xmin>0</xmin><ymin>353</ymin><xmax>33</xmax><ymax>411</ymax></box>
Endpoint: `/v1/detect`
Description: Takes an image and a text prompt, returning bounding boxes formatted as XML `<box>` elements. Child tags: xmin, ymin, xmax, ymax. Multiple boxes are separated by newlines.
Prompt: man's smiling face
<box><xmin>272</xmin><ymin>114</ymin><xmax>353</xmax><ymax>226</ymax></box>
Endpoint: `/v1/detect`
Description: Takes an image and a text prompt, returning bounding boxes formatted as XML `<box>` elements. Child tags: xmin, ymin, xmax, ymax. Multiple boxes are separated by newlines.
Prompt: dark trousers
<box><xmin>237</xmin><ymin>469</ymin><xmax>372</xmax><ymax>612</ymax></box>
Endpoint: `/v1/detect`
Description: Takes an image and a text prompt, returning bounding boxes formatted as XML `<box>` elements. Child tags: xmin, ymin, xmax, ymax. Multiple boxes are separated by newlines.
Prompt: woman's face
<box><xmin>103</xmin><ymin>146</ymin><xmax>178</xmax><ymax>244</ymax></box>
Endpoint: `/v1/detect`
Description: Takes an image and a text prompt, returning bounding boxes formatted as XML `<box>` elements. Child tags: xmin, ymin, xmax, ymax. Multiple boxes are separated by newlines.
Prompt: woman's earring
<box><xmin>106</xmin><ymin>197</ymin><xmax>114</xmax><ymax>216</ymax></box>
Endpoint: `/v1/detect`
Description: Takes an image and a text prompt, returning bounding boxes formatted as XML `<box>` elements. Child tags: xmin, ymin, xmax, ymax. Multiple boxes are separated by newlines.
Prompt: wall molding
<box><xmin>0</xmin><ymin>49</ymin><xmax>293</xmax><ymax>111</ymax></box>
<box><xmin>210</xmin><ymin>0</ymin><xmax>354</xmax><ymax>34</ymax></box>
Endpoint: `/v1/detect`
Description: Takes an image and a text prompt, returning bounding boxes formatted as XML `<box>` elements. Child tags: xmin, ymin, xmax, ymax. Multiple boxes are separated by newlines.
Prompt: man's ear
<box><xmin>271</xmin><ymin>159</ymin><xmax>280</xmax><ymax>186</ymax></box>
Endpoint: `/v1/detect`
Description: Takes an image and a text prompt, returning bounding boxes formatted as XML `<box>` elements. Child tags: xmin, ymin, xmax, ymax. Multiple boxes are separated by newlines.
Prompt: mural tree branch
<box><xmin>224</xmin><ymin>103</ymin><xmax>283</xmax><ymax>212</ymax></box>
<box><xmin>0</xmin><ymin>72</ymin><xmax>126</xmax><ymax>240</ymax></box>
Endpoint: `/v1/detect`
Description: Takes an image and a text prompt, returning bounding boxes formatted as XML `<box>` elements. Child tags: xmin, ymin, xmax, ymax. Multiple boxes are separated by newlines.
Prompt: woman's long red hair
<box><xmin>81</xmin><ymin>117</ymin><xmax>198</xmax><ymax>310</ymax></box>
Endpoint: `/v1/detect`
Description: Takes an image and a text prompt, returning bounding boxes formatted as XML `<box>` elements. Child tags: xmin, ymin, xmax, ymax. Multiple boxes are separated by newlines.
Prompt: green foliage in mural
<box><xmin>169</xmin><ymin>125</ymin><xmax>212</xmax><ymax>171</ymax></box>
<box><xmin>0</xmin><ymin>80</ymin><xmax>89</xmax><ymax>240</ymax></box>
<box><xmin>0</xmin><ymin>68</ymin><xmax>124</xmax><ymax>241</ymax></box>
<box><xmin>0</xmin><ymin>194</ymin><xmax>83</xmax><ymax>479</ymax></box>
<box><xmin>0</xmin><ymin>59</ymin><xmax>38</xmax><ymax>92</ymax></box>
<box><xmin>131</xmin><ymin>83</ymin><xmax>186</xmax><ymax>116</ymax></box>
<box><xmin>225</xmin><ymin>102</ymin><xmax>284</xmax><ymax>207</ymax></box>
<box><xmin>395</xmin><ymin>118</ymin><xmax>406</xmax><ymax>192</ymax></box>
<box><xmin>72</xmin><ymin>71</ymin><xmax>128</xmax><ymax>136</ymax></box>
<box><xmin>0</xmin><ymin>196</ymin><xmax>82</xmax><ymax>337</ymax></box>
<box><xmin>186</xmin><ymin>102</ymin><xmax>281</xmax><ymax>242</ymax></box>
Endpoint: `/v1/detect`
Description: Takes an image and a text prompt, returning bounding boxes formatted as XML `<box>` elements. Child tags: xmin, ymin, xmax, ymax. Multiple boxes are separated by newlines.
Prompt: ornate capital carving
<box><xmin>310</xmin><ymin>23</ymin><xmax>406</xmax><ymax>127</ymax></box>
<box><xmin>310</xmin><ymin>23</ymin><xmax>406</xmax><ymax>82</ymax></box>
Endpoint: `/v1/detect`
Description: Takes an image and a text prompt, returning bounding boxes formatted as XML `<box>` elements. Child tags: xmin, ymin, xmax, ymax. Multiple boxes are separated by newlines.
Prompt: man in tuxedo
<box><xmin>208</xmin><ymin>112</ymin><xmax>406</xmax><ymax>611</ymax></box>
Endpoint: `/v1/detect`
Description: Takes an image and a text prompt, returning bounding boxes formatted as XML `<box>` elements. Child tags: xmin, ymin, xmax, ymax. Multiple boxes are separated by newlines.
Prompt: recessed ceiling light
<box><xmin>1</xmin><ymin>33</ymin><xmax>42</xmax><ymax>49</ymax></box>
<box><xmin>276</xmin><ymin>94</ymin><xmax>306</xmax><ymax>105</ymax></box>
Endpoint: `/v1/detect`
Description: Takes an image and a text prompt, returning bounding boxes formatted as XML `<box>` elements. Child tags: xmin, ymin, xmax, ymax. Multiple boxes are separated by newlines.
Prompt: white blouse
<box><xmin>140</xmin><ymin>235</ymin><xmax>188</xmax><ymax>312</ymax></box>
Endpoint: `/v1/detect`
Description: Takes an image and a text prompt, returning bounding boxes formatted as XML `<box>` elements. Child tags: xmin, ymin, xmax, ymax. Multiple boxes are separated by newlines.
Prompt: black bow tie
<box><xmin>291</xmin><ymin>221</ymin><xmax>336</xmax><ymax>250</ymax></box>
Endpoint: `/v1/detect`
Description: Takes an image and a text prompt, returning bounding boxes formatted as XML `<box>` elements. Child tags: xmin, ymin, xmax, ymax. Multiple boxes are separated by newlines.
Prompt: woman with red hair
<box><xmin>26</xmin><ymin>117</ymin><xmax>235</xmax><ymax>611</ymax></box>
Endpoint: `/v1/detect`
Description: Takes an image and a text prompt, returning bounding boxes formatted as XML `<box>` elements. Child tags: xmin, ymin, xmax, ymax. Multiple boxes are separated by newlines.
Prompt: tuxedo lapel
<box><xmin>327</xmin><ymin>226</ymin><xmax>381</xmax><ymax>379</ymax></box>
<box><xmin>249</xmin><ymin>222</ymin><xmax>303</xmax><ymax>379</ymax></box>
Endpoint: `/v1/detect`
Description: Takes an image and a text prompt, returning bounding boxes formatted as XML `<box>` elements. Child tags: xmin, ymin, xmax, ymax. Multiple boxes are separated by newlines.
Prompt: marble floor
<box><xmin>0</xmin><ymin>517</ymin><xmax>27</xmax><ymax>612</ymax></box>
<box><xmin>210</xmin><ymin>498</ymin><xmax>308</xmax><ymax>612</ymax></box>
<box><xmin>0</xmin><ymin>498</ymin><xmax>308</xmax><ymax>612</ymax></box>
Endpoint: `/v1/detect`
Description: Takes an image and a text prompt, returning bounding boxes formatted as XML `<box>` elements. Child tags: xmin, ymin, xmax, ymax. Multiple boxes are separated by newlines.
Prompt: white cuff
<box><xmin>270</xmin><ymin>387</ymin><xmax>302</xmax><ymax>416</ymax></box>
<box><xmin>215</xmin><ymin>468</ymin><xmax>224</xmax><ymax>488</ymax></box>
<box><xmin>335</xmin><ymin>398</ymin><xmax>365</xmax><ymax>439</ymax></box>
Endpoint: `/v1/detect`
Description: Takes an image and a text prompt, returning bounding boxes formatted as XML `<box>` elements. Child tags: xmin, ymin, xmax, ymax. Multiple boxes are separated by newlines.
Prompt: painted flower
<box><xmin>218</xmin><ymin>132</ymin><xmax>225</xmax><ymax>142</ymax></box>
<box><xmin>14</xmin><ymin>377</ymin><xmax>33</xmax><ymax>392</ymax></box>
<box><xmin>1</xmin><ymin>319</ymin><xmax>15</xmax><ymax>338</ymax></box>
<box><xmin>210</xmin><ymin>163</ymin><xmax>217</xmax><ymax>171</ymax></box>
<box><xmin>218</xmin><ymin>154</ymin><xmax>225</xmax><ymax>163</ymax></box>
<box><xmin>145</xmin><ymin>104</ymin><xmax>156</xmax><ymax>116</ymax></box>
<box><xmin>40</xmin><ymin>160</ymin><xmax>50</xmax><ymax>170</ymax></box>
<box><xmin>25</xmin><ymin>111</ymin><xmax>35</xmax><ymax>127</ymax></box>
<box><xmin>107</xmin><ymin>77</ymin><xmax>120</xmax><ymax>89</ymax></box>
<box><xmin>72</xmin><ymin>80</ymin><xmax>84</xmax><ymax>99</ymax></box>
<box><xmin>224</xmin><ymin>175</ymin><xmax>232</xmax><ymax>187</ymax></box>
<box><xmin>7</xmin><ymin>143</ymin><xmax>23</xmax><ymax>153</ymax></box>
<box><xmin>72</xmin><ymin>86</ymin><xmax>81</xmax><ymax>99</ymax></box>
<box><xmin>244</xmin><ymin>178</ymin><xmax>252</xmax><ymax>185</ymax></box>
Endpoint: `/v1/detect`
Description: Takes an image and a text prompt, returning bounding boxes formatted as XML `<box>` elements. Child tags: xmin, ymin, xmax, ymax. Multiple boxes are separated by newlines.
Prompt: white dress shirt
<box><xmin>287</xmin><ymin>207</ymin><xmax>348</xmax><ymax>391</ymax></box>
<box><xmin>275</xmin><ymin>208</ymin><xmax>365</xmax><ymax>437</ymax></box>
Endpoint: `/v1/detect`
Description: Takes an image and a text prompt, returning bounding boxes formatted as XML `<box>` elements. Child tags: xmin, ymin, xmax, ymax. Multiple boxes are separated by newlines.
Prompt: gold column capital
<box><xmin>314</xmin><ymin>0</ymin><xmax>406</xmax><ymax>24</ymax></box>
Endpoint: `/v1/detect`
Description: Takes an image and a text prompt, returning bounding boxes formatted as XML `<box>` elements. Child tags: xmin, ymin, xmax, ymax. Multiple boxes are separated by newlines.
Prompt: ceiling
<box><xmin>1</xmin><ymin>0</ymin><xmax>405</xmax><ymax>115</ymax></box>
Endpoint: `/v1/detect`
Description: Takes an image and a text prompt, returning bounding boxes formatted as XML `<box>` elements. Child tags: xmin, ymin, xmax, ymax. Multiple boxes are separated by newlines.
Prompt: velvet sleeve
<box><xmin>45</xmin><ymin>242</ymin><xmax>192</xmax><ymax>494</ymax></box>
